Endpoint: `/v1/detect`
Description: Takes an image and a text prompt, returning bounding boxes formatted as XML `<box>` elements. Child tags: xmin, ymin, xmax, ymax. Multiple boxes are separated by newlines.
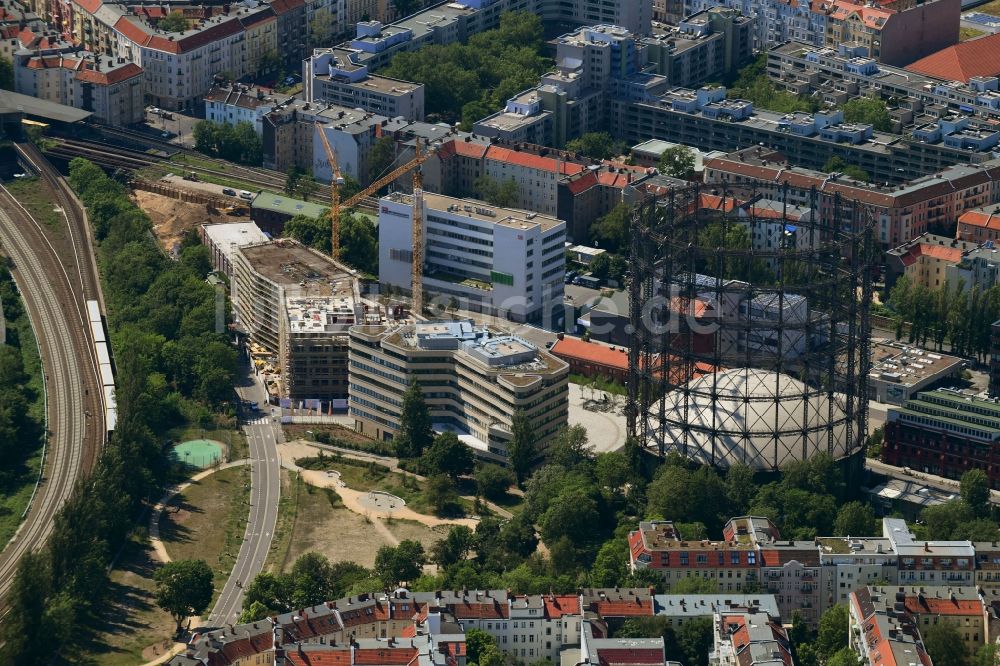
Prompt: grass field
<box><xmin>960</xmin><ymin>26</ymin><xmax>987</xmax><ymax>40</ymax></box>
<box><xmin>5</xmin><ymin>177</ymin><xmax>63</xmax><ymax>228</ymax></box>
<box><xmin>80</xmin><ymin>537</ymin><xmax>176</xmax><ymax>666</ymax></box>
<box><xmin>264</xmin><ymin>469</ymin><xmax>304</xmax><ymax>573</ymax></box>
<box><xmin>973</xmin><ymin>0</ymin><xmax>1000</xmax><ymax>16</ymax></box>
<box><xmin>160</xmin><ymin>465</ymin><xmax>251</xmax><ymax>601</ymax></box>
<box><xmin>0</xmin><ymin>268</ymin><xmax>46</xmax><ymax>553</ymax></box>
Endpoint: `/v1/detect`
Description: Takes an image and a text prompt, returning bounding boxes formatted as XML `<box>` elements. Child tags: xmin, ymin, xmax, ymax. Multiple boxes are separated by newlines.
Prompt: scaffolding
<box><xmin>625</xmin><ymin>180</ymin><xmax>876</xmax><ymax>471</ymax></box>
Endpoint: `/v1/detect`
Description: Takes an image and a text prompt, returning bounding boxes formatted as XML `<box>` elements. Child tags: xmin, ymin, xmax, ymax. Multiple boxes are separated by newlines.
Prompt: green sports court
<box><xmin>172</xmin><ymin>439</ymin><xmax>224</xmax><ymax>469</ymax></box>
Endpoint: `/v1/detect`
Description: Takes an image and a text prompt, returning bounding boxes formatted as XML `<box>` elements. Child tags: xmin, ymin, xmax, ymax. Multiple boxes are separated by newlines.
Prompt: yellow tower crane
<box><xmin>315</xmin><ymin>122</ymin><xmax>434</xmax><ymax>314</ymax></box>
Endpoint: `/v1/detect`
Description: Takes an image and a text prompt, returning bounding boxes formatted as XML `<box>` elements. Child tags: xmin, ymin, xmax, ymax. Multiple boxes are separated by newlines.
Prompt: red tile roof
<box><xmin>959</xmin><ymin>209</ymin><xmax>1000</xmax><ymax>231</ymax></box>
<box><xmin>449</xmin><ymin>601</ymin><xmax>508</xmax><ymax>619</ymax></box>
<box><xmin>905</xmin><ymin>33</ymin><xmax>1000</xmax><ymax>83</ymax></box>
<box><xmin>596</xmin><ymin>648</ymin><xmax>664</xmax><ymax>666</ymax></box>
<box><xmin>76</xmin><ymin>62</ymin><xmax>142</xmax><ymax>85</ymax></box>
<box><xmin>285</xmin><ymin>651</ymin><xmax>352</xmax><ymax>666</ymax></box>
<box><xmin>270</xmin><ymin>0</ymin><xmax>306</xmax><ymax>14</ymax></box>
<box><xmin>354</xmin><ymin>647</ymin><xmax>419</xmax><ymax>664</ymax></box>
<box><xmin>543</xmin><ymin>595</ymin><xmax>580</xmax><ymax>619</ymax></box>
<box><xmin>904</xmin><ymin>596</ymin><xmax>983</xmax><ymax>616</ymax></box>
<box><xmin>551</xmin><ymin>337</ymin><xmax>629</xmax><ymax>371</ymax></box>
<box><xmin>485</xmin><ymin>145</ymin><xmax>585</xmax><ymax>176</ymax></box>
<box><xmin>74</xmin><ymin>0</ymin><xmax>104</xmax><ymax>15</ymax></box>
<box><xmin>828</xmin><ymin>0</ymin><xmax>894</xmax><ymax>29</ymax></box>
<box><xmin>595</xmin><ymin>598</ymin><xmax>655</xmax><ymax>617</ymax></box>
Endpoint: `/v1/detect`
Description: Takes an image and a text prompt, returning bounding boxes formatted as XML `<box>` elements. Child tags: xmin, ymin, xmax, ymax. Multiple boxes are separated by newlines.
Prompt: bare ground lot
<box><xmin>133</xmin><ymin>190</ymin><xmax>249</xmax><ymax>251</ymax></box>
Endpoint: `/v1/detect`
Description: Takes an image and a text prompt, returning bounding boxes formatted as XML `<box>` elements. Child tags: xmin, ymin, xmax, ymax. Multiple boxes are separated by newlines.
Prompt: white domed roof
<box><xmin>650</xmin><ymin>368</ymin><xmax>854</xmax><ymax>470</ymax></box>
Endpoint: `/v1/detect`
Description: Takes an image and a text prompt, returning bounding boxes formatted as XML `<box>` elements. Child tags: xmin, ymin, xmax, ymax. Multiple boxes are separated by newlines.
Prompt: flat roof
<box><xmin>870</xmin><ymin>340</ymin><xmax>962</xmax><ymax>387</ymax></box>
<box><xmin>251</xmin><ymin>191</ymin><xmax>328</xmax><ymax>218</ymax></box>
<box><xmin>202</xmin><ymin>222</ymin><xmax>269</xmax><ymax>257</ymax></box>
<box><xmin>0</xmin><ymin>89</ymin><xmax>92</xmax><ymax>123</ymax></box>
<box><xmin>237</xmin><ymin>239</ymin><xmax>355</xmax><ymax>299</ymax></box>
<box><xmin>386</xmin><ymin>191</ymin><xmax>564</xmax><ymax>232</ymax></box>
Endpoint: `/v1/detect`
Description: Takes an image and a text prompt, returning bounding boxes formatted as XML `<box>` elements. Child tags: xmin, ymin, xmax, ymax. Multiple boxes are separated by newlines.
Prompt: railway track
<box><xmin>0</xmin><ymin>143</ymin><xmax>104</xmax><ymax>602</ymax></box>
<box><xmin>47</xmin><ymin>135</ymin><xmax>332</xmax><ymax>203</ymax></box>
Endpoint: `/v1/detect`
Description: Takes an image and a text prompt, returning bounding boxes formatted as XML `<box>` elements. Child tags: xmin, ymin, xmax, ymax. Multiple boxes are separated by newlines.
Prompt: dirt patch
<box><xmin>283</xmin><ymin>484</ymin><xmax>390</xmax><ymax>570</ymax></box>
<box><xmin>133</xmin><ymin>190</ymin><xmax>249</xmax><ymax>252</ymax></box>
<box><xmin>385</xmin><ymin>518</ymin><xmax>448</xmax><ymax>550</ymax></box>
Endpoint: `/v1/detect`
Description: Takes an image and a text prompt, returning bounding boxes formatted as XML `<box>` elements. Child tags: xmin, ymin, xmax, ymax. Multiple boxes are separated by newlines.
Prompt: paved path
<box><xmin>148</xmin><ymin>460</ymin><xmax>250</xmax><ymax>565</ymax></box>
<box><xmin>208</xmin><ymin>367</ymin><xmax>283</xmax><ymax>626</ymax></box>
<box><xmin>567</xmin><ymin>383</ymin><xmax>626</xmax><ymax>453</ymax></box>
<box><xmin>280</xmin><ymin>439</ymin><xmax>517</xmax><ymax>517</ymax></box>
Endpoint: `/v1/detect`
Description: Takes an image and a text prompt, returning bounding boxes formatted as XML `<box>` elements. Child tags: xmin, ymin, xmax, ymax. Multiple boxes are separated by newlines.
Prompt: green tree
<box><xmin>923</xmin><ymin>622</ymin><xmax>967</xmax><ymax>666</ymax></box>
<box><xmin>394</xmin><ymin>381</ymin><xmax>433</xmax><ymax>458</ymax></box>
<box><xmin>476</xmin><ymin>464</ymin><xmax>514</xmax><ymax>501</ymax></box>
<box><xmin>368</xmin><ymin>136</ymin><xmax>397</xmax><ymax>183</ymax></box>
<box><xmin>823</xmin><ymin>156</ymin><xmax>870</xmax><ymax>183</ymax></box>
<box><xmin>565</xmin><ymin>132</ymin><xmax>625</xmax><ymax>160</ymax></box>
<box><xmin>975</xmin><ymin>643</ymin><xmax>999</xmax><ymax>666</ymax></box>
<box><xmin>545</xmin><ymin>423</ymin><xmax>590</xmax><ymax>469</ymax></box>
<box><xmin>430</xmin><ymin>525</ymin><xmax>474</xmax><ymax>567</ymax></box>
<box><xmin>676</xmin><ymin>616</ymin><xmax>714</xmax><ymax>666</ymax></box>
<box><xmin>961</xmin><ymin>469</ymin><xmax>991</xmax><ymax>517</ymax></box>
<box><xmin>834</xmin><ymin>501</ymin><xmax>878</xmax><ymax>536</ymax></box>
<box><xmin>590</xmin><ymin>203</ymin><xmax>630</xmax><ymax>254</ymax></box>
<box><xmin>474</xmin><ymin>176</ymin><xmax>519</xmax><ymax>207</ymax></box>
<box><xmin>296</xmin><ymin>174</ymin><xmax>318</xmax><ymax>201</ymax></box>
<box><xmin>673</xmin><ymin>576</ymin><xmax>719</xmax><ymax>593</ymax></box>
<box><xmin>239</xmin><ymin>600</ymin><xmax>270</xmax><ymax>623</ymax></box>
<box><xmin>658</xmin><ymin>145</ymin><xmax>696</xmax><ymax>179</ymax></box>
<box><xmin>508</xmin><ymin>409</ymin><xmax>536</xmax><ymax>484</ymax></box>
<box><xmin>826</xmin><ymin>647</ymin><xmax>863</xmax><ymax>666</ymax></box>
<box><xmin>159</xmin><ymin>11</ymin><xmax>188</xmax><ymax>32</ymax></box>
<box><xmin>842</xmin><ymin>97</ymin><xmax>892</xmax><ymax>132</ymax></box>
<box><xmin>0</xmin><ymin>57</ymin><xmax>13</xmax><ymax>90</ymax></box>
<box><xmin>426</xmin><ymin>473</ymin><xmax>462</xmax><ymax>516</ymax></box>
<box><xmin>814</xmin><ymin>604</ymin><xmax>850</xmax><ymax>663</ymax></box>
<box><xmin>308</xmin><ymin>8</ymin><xmax>333</xmax><ymax>48</ymax></box>
<box><xmin>374</xmin><ymin>539</ymin><xmax>426</xmax><ymax>586</ymax></box>
<box><xmin>284</xmin><ymin>213</ymin><xmax>331</xmax><ymax>253</ymax></box>
<box><xmin>285</xmin><ymin>165</ymin><xmax>304</xmax><ymax>196</ymax></box>
<box><xmin>726</xmin><ymin>463</ymin><xmax>757</xmax><ymax>515</ymax></box>
<box><xmin>466</xmin><ymin>628</ymin><xmax>497</xmax><ymax>665</ymax></box>
<box><xmin>154</xmin><ymin>559</ymin><xmax>214</xmax><ymax>633</ymax></box>
<box><xmin>590</xmin><ymin>538</ymin><xmax>629</xmax><ymax>587</ymax></box>
<box><xmin>423</xmin><ymin>431</ymin><xmax>474</xmax><ymax>480</ymax></box>
<box><xmin>729</xmin><ymin>53</ymin><xmax>818</xmax><ymax>113</ymax></box>
<box><xmin>339</xmin><ymin>211</ymin><xmax>378</xmax><ymax>274</ymax></box>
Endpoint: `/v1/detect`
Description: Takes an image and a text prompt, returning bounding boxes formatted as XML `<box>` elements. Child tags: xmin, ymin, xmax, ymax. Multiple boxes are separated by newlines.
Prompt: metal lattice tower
<box><xmin>625</xmin><ymin>179</ymin><xmax>876</xmax><ymax>471</ymax></box>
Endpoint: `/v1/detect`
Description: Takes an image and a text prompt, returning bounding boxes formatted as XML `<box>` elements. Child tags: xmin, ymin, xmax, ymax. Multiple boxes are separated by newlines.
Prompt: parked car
<box><xmin>239</xmin><ymin>190</ymin><xmax>254</xmax><ymax>201</ymax></box>
<box><xmin>222</xmin><ymin>188</ymin><xmax>237</xmax><ymax>196</ymax></box>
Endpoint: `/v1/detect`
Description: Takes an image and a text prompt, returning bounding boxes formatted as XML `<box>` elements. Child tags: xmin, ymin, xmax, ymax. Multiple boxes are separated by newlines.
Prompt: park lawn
<box><xmin>5</xmin><ymin>177</ymin><xmax>63</xmax><ymax>228</ymax></box>
<box><xmin>278</xmin><ymin>473</ymin><xmax>391</xmax><ymax>570</ymax></box>
<box><xmin>569</xmin><ymin>372</ymin><xmax>627</xmax><ymax>396</ymax></box>
<box><xmin>80</xmin><ymin>537</ymin><xmax>177</xmax><ymax>666</ymax></box>
<box><xmin>263</xmin><ymin>469</ymin><xmax>304</xmax><ymax>573</ymax></box>
<box><xmin>384</xmin><ymin>517</ymin><xmax>448</xmax><ymax>550</ymax></box>
<box><xmin>283</xmin><ymin>423</ymin><xmax>393</xmax><ymax>455</ymax></box>
<box><xmin>160</xmin><ymin>465</ymin><xmax>250</xmax><ymax>603</ymax></box>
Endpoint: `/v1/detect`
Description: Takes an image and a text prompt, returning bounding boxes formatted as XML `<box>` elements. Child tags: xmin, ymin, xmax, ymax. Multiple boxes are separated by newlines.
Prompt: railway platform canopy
<box><xmin>0</xmin><ymin>90</ymin><xmax>92</xmax><ymax>134</ymax></box>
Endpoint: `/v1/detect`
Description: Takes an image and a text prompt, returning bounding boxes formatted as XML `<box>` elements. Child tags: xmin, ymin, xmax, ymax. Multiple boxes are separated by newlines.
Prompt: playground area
<box><xmin>171</xmin><ymin>439</ymin><xmax>224</xmax><ymax>469</ymax></box>
<box><xmin>357</xmin><ymin>490</ymin><xmax>406</xmax><ymax>514</ymax></box>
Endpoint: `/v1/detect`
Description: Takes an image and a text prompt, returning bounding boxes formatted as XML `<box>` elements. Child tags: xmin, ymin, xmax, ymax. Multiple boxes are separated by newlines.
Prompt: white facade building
<box><xmin>378</xmin><ymin>192</ymin><xmax>566</xmax><ymax>323</ymax></box>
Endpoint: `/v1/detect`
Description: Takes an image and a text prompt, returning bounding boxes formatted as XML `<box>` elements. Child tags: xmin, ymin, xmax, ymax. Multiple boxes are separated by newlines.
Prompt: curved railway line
<box><xmin>0</xmin><ymin>143</ymin><xmax>104</xmax><ymax>604</ymax></box>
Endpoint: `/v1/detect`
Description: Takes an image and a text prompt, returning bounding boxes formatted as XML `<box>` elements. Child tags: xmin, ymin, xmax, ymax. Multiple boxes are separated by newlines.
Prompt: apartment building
<box><xmin>683</xmin><ymin>0</ymin><xmax>956</xmax><ymax>64</ymax></box>
<box><xmin>768</xmin><ymin>41</ymin><xmax>1000</xmax><ymax>123</ymax></box>
<box><xmin>883</xmin><ymin>390</ymin><xmax>1000</xmax><ymax>489</ymax></box>
<box><xmin>610</xmin><ymin>86</ymin><xmax>998</xmax><ymax>188</ymax></box>
<box><xmin>704</xmin><ymin>148</ymin><xmax>1000</xmax><ymax>248</ymax></box>
<box><xmin>630</xmin><ymin>516</ymin><xmax>982</xmax><ymax>627</ymax></box>
<box><xmin>303</xmin><ymin>46</ymin><xmax>424</xmax><ymax>120</ymax></box>
<box><xmin>378</xmin><ymin>192</ymin><xmax>566</xmax><ymax>323</ymax></box>
<box><xmin>885</xmin><ymin>233</ymin><xmax>980</xmax><ymax>291</ymax></box>
<box><xmin>642</xmin><ymin>9</ymin><xmax>753</xmax><ymax>89</ymax></box>
<box><xmin>261</xmin><ymin>99</ymin><xmax>386</xmax><ymax>180</ymax></box>
<box><xmin>271</xmin><ymin>0</ymin><xmax>308</xmax><ymax>68</ymax></box>
<box><xmin>231</xmin><ymin>239</ymin><xmax>372</xmax><ymax>406</ymax></box>
<box><xmin>14</xmin><ymin>51</ymin><xmax>143</xmax><ymax>126</ymax></box>
<box><xmin>848</xmin><ymin>586</ymin><xmax>934</xmax><ymax>666</ymax></box>
<box><xmin>204</xmin><ymin>83</ymin><xmax>292</xmax><ymax>134</ymax></box>
<box><xmin>710</xmin><ymin>609</ymin><xmax>793</xmax><ymax>666</ymax></box>
<box><xmin>347</xmin><ymin>321</ymin><xmax>569</xmax><ymax>463</ymax></box>
<box><xmin>992</xmin><ymin>322</ymin><xmax>1000</xmax><ymax>399</ymax></box>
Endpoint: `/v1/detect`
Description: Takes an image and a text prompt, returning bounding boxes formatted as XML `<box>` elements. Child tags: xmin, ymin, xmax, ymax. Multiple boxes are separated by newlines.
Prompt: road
<box><xmin>208</xmin><ymin>364</ymin><xmax>282</xmax><ymax>625</ymax></box>
<box><xmin>0</xmin><ymin>156</ymin><xmax>104</xmax><ymax>600</ymax></box>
